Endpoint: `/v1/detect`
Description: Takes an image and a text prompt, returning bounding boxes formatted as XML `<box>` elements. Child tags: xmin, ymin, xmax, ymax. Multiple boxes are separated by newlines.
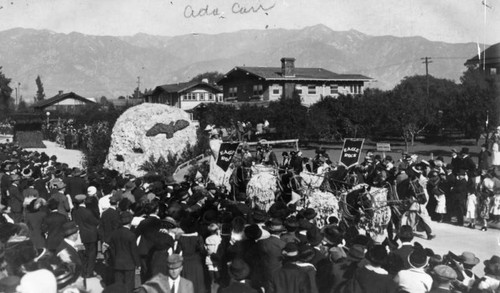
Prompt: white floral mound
<box><xmin>105</xmin><ymin>103</ymin><xmax>197</xmax><ymax>176</ymax></box>
<box><xmin>307</xmin><ymin>190</ymin><xmax>340</xmax><ymax>225</ymax></box>
<box><xmin>247</xmin><ymin>170</ymin><xmax>278</xmax><ymax>212</ymax></box>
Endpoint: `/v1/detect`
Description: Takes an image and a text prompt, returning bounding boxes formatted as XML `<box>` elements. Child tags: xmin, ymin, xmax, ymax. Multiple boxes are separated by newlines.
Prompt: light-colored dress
<box><xmin>434</xmin><ymin>194</ymin><xmax>446</xmax><ymax>214</ymax></box>
<box><xmin>491</xmin><ymin>194</ymin><xmax>500</xmax><ymax>216</ymax></box>
<box><xmin>492</xmin><ymin>133</ymin><xmax>500</xmax><ymax>166</ymax></box>
<box><xmin>466</xmin><ymin>193</ymin><xmax>477</xmax><ymax>219</ymax></box>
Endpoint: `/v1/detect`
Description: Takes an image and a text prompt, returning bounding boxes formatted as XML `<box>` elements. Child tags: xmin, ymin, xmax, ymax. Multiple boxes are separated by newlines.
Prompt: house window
<box><xmin>273</xmin><ymin>88</ymin><xmax>280</xmax><ymax>95</ymax></box>
<box><xmin>185</xmin><ymin>93</ymin><xmax>195</xmax><ymax>100</ymax></box>
<box><xmin>308</xmin><ymin>85</ymin><xmax>316</xmax><ymax>94</ymax></box>
<box><xmin>199</xmin><ymin>93</ymin><xmax>205</xmax><ymax>101</ymax></box>
<box><xmin>330</xmin><ymin>84</ymin><xmax>338</xmax><ymax>95</ymax></box>
<box><xmin>491</xmin><ymin>68</ymin><xmax>498</xmax><ymax>75</ymax></box>
<box><xmin>253</xmin><ymin>84</ymin><xmax>263</xmax><ymax>96</ymax></box>
<box><xmin>228</xmin><ymin>87</ymin><xmax>238</xmax><ymax>99</ymax></box>
<box><xmin>208</xmin><ymin>93</ymin><xmax>213</xmax><ymax>100</ymax></box>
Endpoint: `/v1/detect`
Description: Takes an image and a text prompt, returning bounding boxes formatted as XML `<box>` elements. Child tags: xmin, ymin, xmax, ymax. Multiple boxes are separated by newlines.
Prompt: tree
<box><xmin>0</xmin><ymin>67</ymin><xmax>13</xmax><ymax>117</ymax></box>
<box><xmin>17</xmin><ymin>97</ymin><xmax>28</xmax><ymax>112</ymax></box>
<box><xmin>268</xmin><ymin>92</ymin><xmax>308</xmax><ymax>139</ymax></box>
<box><xmin>189</xmin><ymin>71</ymin><xmax>225</xmax><ymax>85</ymax></box>
<box><xmin>35</xmin><ymin>75</ymin><xmax>45</xmax><ymax>101</ymax></box>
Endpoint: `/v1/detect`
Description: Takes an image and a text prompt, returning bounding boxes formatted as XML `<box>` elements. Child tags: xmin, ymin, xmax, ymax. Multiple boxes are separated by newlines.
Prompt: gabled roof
<box><xmin>219</xmin><ymin>66</ymin><xmax>372</xmax><ymax>83</ymax></box>
<box><xmin>32</xmin><ymin>92</ymin><xmax>96</xmax><ymax>109</ymax></box>
<box><xmin>465</xmin><ymin>43</ymin><xmax>500</xmax><ymax>66</ymax></box>
<box><xmin>152</xmin><ymin>81</ymin><xmax>222</xmax><ymax>95</ymax></box>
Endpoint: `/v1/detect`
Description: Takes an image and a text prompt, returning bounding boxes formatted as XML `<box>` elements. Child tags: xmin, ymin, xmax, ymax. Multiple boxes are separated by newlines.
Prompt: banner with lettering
<box><xmin>216</xmin><ymin>142</ymin><xmax>240</xmax><ymax>171</ymax></box>
<box><xmin>339</xmin><ymin>138</ymin><xmax>364</xmax><ymax>169</ymax></box>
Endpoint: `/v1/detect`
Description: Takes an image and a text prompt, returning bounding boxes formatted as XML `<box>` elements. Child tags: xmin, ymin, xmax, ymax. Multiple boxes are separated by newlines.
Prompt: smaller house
<box><xmin>32</xmin><ymin>91</ymin><xmax>97</xmax><ymax>113</ymax></box>
<box><xmin>145</xmin><ymin>80</ymin><xmax>223</xmax><ymax>110</ymax></box>
<box><xmin>464</xmin><ymin>43</ymin><xmax>500</xmax><ymax>76</ymax></box>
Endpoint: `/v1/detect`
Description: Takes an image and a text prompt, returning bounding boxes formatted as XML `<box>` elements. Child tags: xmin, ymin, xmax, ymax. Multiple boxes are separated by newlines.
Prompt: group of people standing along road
<box><xmin>0</xmin><ymin>139</ymin><xmax>500</xmax><ymax>293</ymax></box>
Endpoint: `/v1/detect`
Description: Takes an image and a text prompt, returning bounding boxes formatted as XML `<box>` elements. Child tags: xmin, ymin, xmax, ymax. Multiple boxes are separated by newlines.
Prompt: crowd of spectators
<box><xmin>0</xmin><ymin>141</ymin><xmax>499</xmax><ymax>293</ymax></box>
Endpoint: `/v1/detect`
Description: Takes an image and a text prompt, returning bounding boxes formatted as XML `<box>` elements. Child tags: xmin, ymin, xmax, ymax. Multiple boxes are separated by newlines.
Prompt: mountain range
<box><xmin>0</xmin><ymin>24</ymin><xmax>482</xmax><ymax>100</ymax></box>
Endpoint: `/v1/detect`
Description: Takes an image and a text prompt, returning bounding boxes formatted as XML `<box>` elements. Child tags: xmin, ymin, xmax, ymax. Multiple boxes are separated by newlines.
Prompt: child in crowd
<box><xmin>466</xmin><ymin>192</ymin><xmax>477</xmax><ymax>228</ymax></box>
<box><xmin>434</xmin><ymin>190</ymin><xmax>446</xmax><ymax>223</ymax></box>
<box><xmin>491</xmin><ymin>193</ymin><xmax>500</xmax><ymax>223</ymax></box>
<box><xmin>479</xmin><ymin>178</ymin><xmax>494</xmax><ymax>231</ymax></box>
<box><xmin>205</xmin><ymin>223</ymin><xmax>222</xmax><ymax>289</ymax></box>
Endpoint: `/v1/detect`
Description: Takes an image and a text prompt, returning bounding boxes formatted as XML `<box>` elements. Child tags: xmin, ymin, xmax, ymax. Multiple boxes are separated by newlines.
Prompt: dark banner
<box><xmin>339</xmin><ymin>138</ymin><xmax>364</xmax><ymax>169</ymax></box>
<box><xmin>216</xmin><ymin>142</ymin><xmax>240</xmax><ymax>171</ymax></box>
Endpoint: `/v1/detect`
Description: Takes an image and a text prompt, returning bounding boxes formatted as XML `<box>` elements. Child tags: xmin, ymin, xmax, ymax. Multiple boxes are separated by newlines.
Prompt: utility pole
<box><xmin>421</xmin><ymin>57</ymin><xmax>432</xmax><ymax>98</ymax></box>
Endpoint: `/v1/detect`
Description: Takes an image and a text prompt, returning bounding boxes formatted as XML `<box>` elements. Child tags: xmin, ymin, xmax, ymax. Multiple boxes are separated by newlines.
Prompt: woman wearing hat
<box><xmin>492</xmin><ymin>126</ymin><xmax>500</xmax><ymax>167</ymax></box>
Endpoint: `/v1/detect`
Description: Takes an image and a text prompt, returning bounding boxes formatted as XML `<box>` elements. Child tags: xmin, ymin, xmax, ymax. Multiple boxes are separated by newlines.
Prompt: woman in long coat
<box><xmin>25</xmin><ymin>198</ymin><xmax>48</xmax><ymax>250</ymax></box>
<box><xmin>176</xmin><ymin>215</ymin><xmax>206</xmax><ymax>293</ymax></box>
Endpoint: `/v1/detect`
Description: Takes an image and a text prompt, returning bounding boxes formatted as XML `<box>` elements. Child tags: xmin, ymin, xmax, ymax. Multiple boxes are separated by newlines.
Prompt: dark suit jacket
<box><xmin>270</xmin><ymin>262</ymin><xmax>316</xmax><ymax>293</ymax></box>
<box><xmin>390</xmin><ymin>244</ymin><xmax>414</xmax><ymax>270</ymax></box>
<box><xmin>63</xmin><ymin>176</ymin><xmax>88</xmax><ymax>198</ymax></box>
<box><xmin>72</xmin><ymin>206</ymin><xmax>99</xmax><ymax>243</ymax></box>
<box><xmin>99</xmin><ymin>207</ymin><xmax>121</xmax><ymax>243</ymax></box>
<box><xmin>135</xmin><ymin>216</ymin><xmax>162</xmax><ymax>256</ymax></box>
<box><xmin>219</xmin><ymin>281</ymin><xmax>259</xmax><ymax>293</ymax></box>
<box><xmin>42</xmin><ymin>211</ymin><xmax>68</xmax><ymax>251</ymax></box>
<box><xmin>109</xmin><ymin>226</ymin><xmax>140</xmax><ymax>271</ymax></box>
<box><xmin>137</xmin><ymin>274</ymin><xmax>194</xmax><ymax>293</ymax></box>
<box><xmin>8</xmin><ymin>184</ymin><xmax>23</xmax><ymax>213</ymax></box>
<box><xmin>258</xmin><ymin>236</ymin><xmax>286</xmax><ymax>277</ymax></box>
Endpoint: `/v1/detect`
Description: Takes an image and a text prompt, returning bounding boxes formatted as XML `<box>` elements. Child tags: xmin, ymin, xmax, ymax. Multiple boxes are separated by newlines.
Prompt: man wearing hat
<box><xmin>63</xmin><ymin>168</ymin><xmax>88</xmax><ymax>200</ymax></box>
<box><xmin>7</xmin><ymin>174</ymin><xmax>23</xmax><ymax>223</ymax></box>
<box><xmin>108</xmin><ymin>211</ymin><xmax>140</xmax><ymax>293</ymax></box>
<box><xmin>269</xmin><ymin>242</ymin><xmax>318</xmax><ymax>293</ymax></box>
<box><xmin>71</xmin><ymin>194</ymin><xmax>100</xmax><ymax>278</ymax></box>
<box><xmin>49</xmin><ymin>179</ymin><xmax>70</xmax><ymax>218</ymax></box>
<box><xmin>429</xmin><ymin>265</ymin><xmax>457</xmax><ymax>293</ymax></box>
<box><xmin>459</xmin><ymin>148</ymin><xmax>476</xmax><ymax>178</ymax></box>
<box><xmin>137</xmin><ymin>254</ymin><xmax>194</xmax><ymax>293</ymax></box>
<box><xmin>396</xmin><ymin>247</ymin><xmax>433</xmax><ymax>293</ymax></box>
<box><xmin>99</xmin><ymin>193</ymin><xmax>121</xmax><ymax>247</ymax></box>
<box><xmin>390</xmin><ymin>225</ymin><xmax>415</xmax><ymax>270</ymax></box>
<box><xmin>258</xmin><ymin>218</ymin><xmax>286</xmax><ymax>283</ymax></box>
<box><xmin>56</xmin><ymin>221</ymin><xmax>83</xmax><ymax>277</ymax></box>
<box><xmin>42</xmin><ymin>198</ymin><xmax>69</xmax><ymax>252</ymax></box>
<box><xmin>220</xmin><ymin>258</ymin><xmax>257</xmax><ymax>293</ymax></box>
<box><xmin>454</xmin><ymin>251</ymin><xmax>479</xmax><ymax>290</ymax></box>
<box><xmin>451</xmin><ymin>170</ymin><xmax>469</xmax><ymax>226</ymax></box>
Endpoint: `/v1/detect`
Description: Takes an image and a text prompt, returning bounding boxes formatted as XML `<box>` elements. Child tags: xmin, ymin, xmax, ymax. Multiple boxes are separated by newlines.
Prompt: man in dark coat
<box><xmin>451</xmin><ymin>170</ymin><xmax>468</xmax><ymax>226</ymax></box>
<box><xmin>42</xmin><ymin>198</ymin><xmax>68</xmax><ymax>252</ymax></box>
<box><xmin>56</xmin><ymin>221</ymin><xmax>83</xmax><ymax>277</ymax></box>
<box><xmin>268</xmin><ymin>243</ymin><xmax>318</xmax><ymax>293</ymax></box>
<box><xmin>109</xmin><ymin>211</ymin><xmax>140</xmax><ymax>293</ymax></box>
<box><xmin>135</xmin><ymin>201</ymin><xmax>163</xmax><ymax>282</ymax></box>
<box><xmin>63</xmin><ymin>168</ymin><xmax>88</xmax><ymax>200</ymax></box>
<box><xmin>99</xmin><ymin>194</ymin><xmax>121</xmax><ymax>245</ymax></box>
<box><xmin>7</xmin><ymin>175</ymin><xmax>23</xmax><ymax>223</ymax></box>
<box><xmin>219</xmin><ymin>258</ymin><xmax>258</xmax><ymax>293</ymax></box>
<box><xmin>71</xmin><ymin>194</ymin><xmax>100</xmax><ymax>277</ymax></box>
<box><xmin>459</xmin><ymin>148</ymin><xmax>476</xmax><ymax>178</ymax></box>
<box><xmin>258</xmin><ymin>219</ymin><xmax>286</xmax><ymax>283</ymax></box>
<box><xmin>389</xmin><ymin>225</ymin><xmax>414</xmax><ymax>271</ymax></box>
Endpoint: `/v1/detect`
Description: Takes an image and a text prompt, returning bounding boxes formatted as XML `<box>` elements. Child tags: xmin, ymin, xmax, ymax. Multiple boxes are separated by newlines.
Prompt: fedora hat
<box><xmin>460</xmin><ymin>147</ymin><xmax>469</xmax><ymax>155</ymax></box>
<box><xmin>62</xmin><ymin>222</ymin><xmax>78</xmax><ymax>237</ymax></box>
<box><xmin>408</xmin><ymin>248</ymin><xmax>429</xmax><ymax>268</ymax></box>
<box><xmin>167</xmin><ymin>254</ymin><xmax>183</xmax><ymax>269</ymax></box>
<box><xmin>347</xmin><ymin>244</ymin><xmax>366</xmax><ymax>261</ymax></box>
<box><xmin>229</xmin><ymin>258</ymin><xmax>250</xmax><ymax>281</ymax></box>
<box><xmin>460</xmin><ymin>251</ymin><xmax>480</xmax><ymax>266</ymax></box>
<box><xmin>282</xmin><ymin>242</ymin><xmax>299</xmax><ymax>260</ymax></box>
<box><xmin>265</xmin><ymin>218</ymin><xmax>286</xmax><ymax>233</ymax></box>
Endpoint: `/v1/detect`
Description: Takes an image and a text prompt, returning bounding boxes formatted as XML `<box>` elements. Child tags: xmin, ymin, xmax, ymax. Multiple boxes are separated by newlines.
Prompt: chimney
<box><xmin>281</xmin><ymin>57</ymin><xmax>296</xmax><ymax>77</ymax></box>
<box><xmin>58</xmin><ymin>90</ymin><xmax>63</xmax><ymax>95</ymax></box>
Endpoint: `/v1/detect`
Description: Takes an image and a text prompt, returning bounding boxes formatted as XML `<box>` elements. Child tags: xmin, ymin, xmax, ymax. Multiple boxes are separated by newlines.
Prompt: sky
<box><xmin>0</xmin><ymin>0</ymin><xmax>499</xmax><ymax>44</ymax></box>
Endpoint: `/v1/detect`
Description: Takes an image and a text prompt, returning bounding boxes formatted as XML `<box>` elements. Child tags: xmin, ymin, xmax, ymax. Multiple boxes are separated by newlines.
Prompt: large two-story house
<box><xmin>217</xmin><ymin>58</ymin><xmax>373</xmax><ymax>106</ymax></box>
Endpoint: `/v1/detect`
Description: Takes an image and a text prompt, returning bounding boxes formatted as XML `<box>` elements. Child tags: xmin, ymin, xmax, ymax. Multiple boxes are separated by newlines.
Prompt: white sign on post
<box><xmin>376</xmin><ymin>143</ymin><xmax>391</xmax><ymax>152</ymax></box>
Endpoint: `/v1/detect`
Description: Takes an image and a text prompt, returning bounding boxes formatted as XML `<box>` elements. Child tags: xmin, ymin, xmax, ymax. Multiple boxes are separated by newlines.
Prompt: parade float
<box><xmin>105</xmin><ymin>103</ymin><xmax>197</xmax><ymax>176</ymax></box>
